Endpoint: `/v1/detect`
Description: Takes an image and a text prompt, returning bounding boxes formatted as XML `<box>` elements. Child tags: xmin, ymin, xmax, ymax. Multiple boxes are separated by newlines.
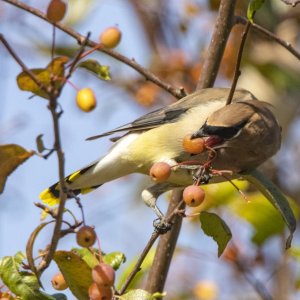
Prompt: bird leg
<box><xmin>141</xmin><ymin>182</ymin><xmax>180</xmax><ymax>233</ymax></box>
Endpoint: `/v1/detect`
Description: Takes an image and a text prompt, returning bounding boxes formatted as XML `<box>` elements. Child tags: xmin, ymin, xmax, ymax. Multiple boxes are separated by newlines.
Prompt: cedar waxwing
<box><xmin>40</xmin><ymin>88</ymin><xmax>281</xmax><ymax>220</ymax></box>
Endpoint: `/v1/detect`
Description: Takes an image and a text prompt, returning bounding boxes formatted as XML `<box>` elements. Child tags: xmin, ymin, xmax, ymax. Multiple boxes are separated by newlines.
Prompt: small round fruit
<box><xmin>99</xmin><ymin>27</ymin><xmax>122</xmax><ymax>49</ymax></box>
<box><xmin>92</xmin><ymin>263</ymin><xmax>115</xmax><ymax>287</ymax></box>
<box><xmin>183</xmin><ymin>185</ymin><xmax>205</xmax><ymax>207</ymax></box>
<box><xmin>51</xmin><ymin>272</ymin><xmax>68</xmax><ymax>290</ymax></box>
<box><xmin>76</xmin><ymin>225</ymin><xmax>97</xmax><ymax>247</ymax></box>
<box><xmin>47</xmin><ymin>0</ymin><xmax>67</xmax><ymax>22</ymax></box>
<box><xmin>182</xmin><ymin>134</ymin><xmax>205</xmax><ymax>154</ymax></box>
<box><xmin>149</xmin><ymin>162</ymin><xmax>171</xmax><ymax>182</ymax></box>
<box><xmin>76</xmin><ymin>88</ymin><xmax>97</xmax><ymax>112</ymax></box>
<box><xmin>88</xmin><ymin>283</ymin><xmax>113</xmax><ymax>300</ymax></box>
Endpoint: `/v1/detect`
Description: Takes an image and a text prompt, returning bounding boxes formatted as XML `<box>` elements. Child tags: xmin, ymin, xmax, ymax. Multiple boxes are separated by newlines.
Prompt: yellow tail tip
<box><xmin>68</xmin><ymin>170</ymin><xmax>81</xmax><ymax>182</ymax></box>
<box><xmin>39</xmin><ymin>189</ymin><xmax>60</xmax><ymax>206</ymax></box>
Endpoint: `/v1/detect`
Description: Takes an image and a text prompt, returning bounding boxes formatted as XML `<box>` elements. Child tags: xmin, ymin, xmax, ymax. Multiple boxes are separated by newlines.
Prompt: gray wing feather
<box><xmin>86</xmin><ymin>88</ymin><xmax>255</xmax><ymax>141</ymax></box>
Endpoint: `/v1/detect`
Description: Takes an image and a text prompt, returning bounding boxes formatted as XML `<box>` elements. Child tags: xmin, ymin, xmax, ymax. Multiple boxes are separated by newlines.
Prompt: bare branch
<box><xmin>0</xmin><ymin>34</ymin><xmax>49</xmax><ymax>94</ymax></box>
<box><xmin>235</xmin><ymin>16</ymin><xmax>300</xmax><ymax>61</ymax></box>
<box><xmin>226</xmin><ymin>21</ymin><xmax>252</xmax><ymax>105</ymax></box>
<box><xmin>145</xmin><ymin>190</ymin><xmax>185</xmax><ymax>293</ymax></box>
<box><xmin>118</xmin><ymin>199</ymin><xmax>184</xmax><ymax>295</ymax></box>
<box><xmin>197</xmin><ymin>0</ymin><xmax>237</xmax><ymax>89</ymax></box>
<box><xmin>2</xmin><ymin>0</ymin><xmax>186</xmax><ymax>99</ymax></box>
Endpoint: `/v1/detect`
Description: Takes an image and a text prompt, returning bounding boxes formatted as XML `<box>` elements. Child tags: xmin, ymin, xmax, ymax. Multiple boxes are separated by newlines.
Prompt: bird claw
<box><xmin>153</xmin><ymin>218</ymin><xmax>172</xmax><ymax>234</ymax></box>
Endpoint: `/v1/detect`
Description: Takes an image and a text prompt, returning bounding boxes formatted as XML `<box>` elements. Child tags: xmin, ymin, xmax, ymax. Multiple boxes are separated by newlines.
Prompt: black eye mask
<box><xmin>195</xmin><ymin>120</ymin><xmax>248</xmax><ymax>140</ymax></box>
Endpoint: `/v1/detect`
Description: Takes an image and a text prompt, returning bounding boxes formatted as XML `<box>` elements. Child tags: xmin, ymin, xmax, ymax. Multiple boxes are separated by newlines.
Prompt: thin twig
<box><xmin>235</xmin><ymin>16</ymin><xmax>300</xmax><ymax>61</ymax></box>
<box><xmin>65</xmin><ymin>32</ymin><xmax>91</xmax><ymax>81</ymax></box>
<box><xmin>145</xmin><ymin>190</ymin><xmax>185</xmax><ymax>293</ymax></box>
<box><xmin>2</xmin><ymin>0</ymin><xmax>186</xmax><ymax>99</ymax></box>
<box><xmin>197</xmin><ymin>0</ymin><xmax>237</xmax><ymax>89</ymax></box>
<box><xmin>0</xmin><ymin>34</ymin><xmax>49</xmax><ymax>94</ymax></box>
<box><xmin>226</xmin><ymin>20</ymin><xmax>251</xmax><ymax>105</ymax></box>
<box><xmin>37</xmin><ymin>92</ymin><xmax>67</xmax><ymax>274</ymax></box>
<box><xmin>118</xmin><ymin>199</ymin><xmax>184</xmax><ymax>295</ymax></box>
<box><xmin>235</xmin><ymin>259</ymin><xmax>273</xmax><ymax>300</ymax></box>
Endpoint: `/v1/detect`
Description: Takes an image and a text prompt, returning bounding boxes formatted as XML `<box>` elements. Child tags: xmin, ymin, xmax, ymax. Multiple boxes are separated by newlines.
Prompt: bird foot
<box><xmin>153</xmin><ymin>218</ymin><xmax>172</xmax><ymax>234</ymax></box>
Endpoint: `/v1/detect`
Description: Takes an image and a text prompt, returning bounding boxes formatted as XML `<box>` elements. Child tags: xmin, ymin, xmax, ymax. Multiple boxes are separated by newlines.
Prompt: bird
<box><xmin>39</xmin><ymin>88</ymin><xmax>281</xmax><ymax>221</ymax></box>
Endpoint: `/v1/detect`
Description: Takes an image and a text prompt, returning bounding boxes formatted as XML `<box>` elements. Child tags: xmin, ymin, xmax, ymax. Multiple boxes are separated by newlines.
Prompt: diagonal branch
<box><xmin>2</xmin><ymin>0</ymin><xmax>186</xmax><ymax>99</ymax></box>
<box><xmin>235</xmin><ymin>16</ymin><xmax>300</xmax><ymax>61</ymax></box>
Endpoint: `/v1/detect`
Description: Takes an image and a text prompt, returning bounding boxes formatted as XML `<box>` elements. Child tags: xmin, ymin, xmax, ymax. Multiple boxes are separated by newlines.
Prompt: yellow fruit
<box><xmin>182</xmin><ymin>134</ymin><xmax>205</xmax><ymax>154</ymax></box>
<box><xmin>76</xmin><ymin>88</ymin><xmax>97</xmax><ymax>112</ymax></box>
<box><xmin>51</xmin><ymin>273</ymin><xmax>68</xmax><ymax>290</ymax></box>
<box><xmin>149</xmin><ymin>162</ymin><xmax>172</xmax><ymax>182</ymax></box>
<box><xmin>193</xmin><ymin>280</ymin><xmax>218</xmax><ymax>300</ymax></box>
<box><xmin>99</xmin><ymin>27</ymin><xmax>122</xmax><ymax>49</ymax></box>
<box><xmin>47</xmin><ymin>0</ymin><xmax>67</xmax><ymax>22</ymax></box>
<box><xmin>183</xmin><ymin>185</ymin><xmax>205</xmax><ymax>207</ymax></box>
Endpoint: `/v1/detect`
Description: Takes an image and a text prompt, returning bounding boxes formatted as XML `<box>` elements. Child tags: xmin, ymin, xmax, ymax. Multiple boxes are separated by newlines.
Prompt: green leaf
<box><xmin>199</xmin><ymin>212</ymin><xmax>232</xmax><ymax>257</ymax></box>
<box><xmin>16</xmin><ymin>56</ymin><xmax>68</xmax><ymax>99</ymax></box>
<box><xmin>71</xmin><ymin>248</ymin><xmax>126</xmax><ymax>270</ymax></box>
<box><xmin>77</xmin><ymin>59</ymin><xmax>111</xmax><ymax>80</ymax></box>
<box><xmin>242</xmin><ymin>170</ymin><xmax>296</xmax><ymax>248</ymax></box>
<box><xmin>54</xmin><ymin>250</ymin><xmax>93</xmax><ymax>300</ymax></box>
<box><xmin>17</xmin><ymin>68</ymin><xmax>51</xmax><ymax>99</ymax></box>
<box><xmin>247</xmin><ymin>0</ymin><xmax>265</xmax><ymax>22</ymax></box>
<box><xmin>0</xmin><ymin>144</ymin><xmax>35</xmax><ymax>194</ymax></box>
<box><xmin>103</xmin><ymin>251</ymin><xmax>126</xmax><ymax>270</ymax></box>
<box><xmin>71</xmin><ymin>247</ymin><xmax>99</xmax><ymax>269</ymax></box>
<box><xmin>0</xmin><ymin>252</ymin><xmax>55</xmax><ymax>300</ymax></box>
<box><xmin>121</xmin><ymin>289</ymin><xmax>165</xmax><ymax>300</ymax></box>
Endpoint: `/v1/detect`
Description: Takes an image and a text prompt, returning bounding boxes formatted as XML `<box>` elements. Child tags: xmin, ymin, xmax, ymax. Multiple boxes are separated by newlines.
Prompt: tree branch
<box><xmin>197</xmin><ymin>0</ymin><xmax>237</xmax><ymax>89</ymax></box>
<box><xmin>235</xmin><ymin>16</ymin><xmax>300</xmax><ymax>61</ymax></box>
<box><xmin>145</xmin><ymin>1</ymin><xmax>238</xmax><ymax>295</ymax></box>
<box><xmin>2</xmin><ymin>0</ymin><xmax>186</xmax><ymax>99</ymax></box>
<box><xmin>145</xmin><ymin>189</ymin><xmax>185</xmax><ymax>294</ymax></box>
<box><xmin>118</xmin><ymin>199</ymin><xmax>184</xmax><ymax>295</ymax></box>
<box><xmin>226</xmin><ymin>20</ymin><xmax>252</xmax><ymax>105</ymax></box>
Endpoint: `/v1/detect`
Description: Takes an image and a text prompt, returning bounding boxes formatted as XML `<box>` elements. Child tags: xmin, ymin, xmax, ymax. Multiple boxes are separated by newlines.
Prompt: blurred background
<box><xmin>1</xmin><ymin>0</ymin><xmax>300</xmax><ymax>299</ymax></box>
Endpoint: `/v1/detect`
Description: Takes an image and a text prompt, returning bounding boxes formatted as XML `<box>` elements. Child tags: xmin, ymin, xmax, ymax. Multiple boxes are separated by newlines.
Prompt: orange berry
<box><xmin>183</xmin><ymin>185</ymin><xmax>205</xmax><ymax>207</ymax></box>
<box><xmin>92</xmin><ymin>263</ymin><xmax>115</xmax><ymax>287</ymax></box>
<box><xmin>47</xmin><ymin>0</ymin><xmax>67</xmax><ymax>22</ymax></box>
<box><xmin>76</xmin><ymin>225</ymin><xmax>97</xmax><ymax>248</ymax></box>
<box><xmin>76</xmin><ymin>88</ymin><xmax>97</xmax><ymax>112</ymax></box>
<box><xmin>182</xmin><ymin>134</ymin><xmax>205</xmax><ymax>154</ymax></box>
<box><xmin>99</xmin><ymin>27</ymin><xmax>122</xmax><ymax>49</ymax></box>
<box><xmin>149</xmin><ymin>162</ymin><xmax>172</xmax><ymax>182</ymax></box>
<box><xmin>88</xmin><ymin>283</ymin><xmax>113</xmax><ymax>300</ymax></box>
<box><xmin>51</xmin><ymin>272</ymin><xmax>68</xmax><ymax>290</ymax></box>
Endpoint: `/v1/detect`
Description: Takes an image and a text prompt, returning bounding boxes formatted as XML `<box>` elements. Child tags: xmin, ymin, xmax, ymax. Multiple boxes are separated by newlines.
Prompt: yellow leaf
<box><xmin>17</xmin><ymin>68</ymin><xmax>51</xmax><ymax>99</ymax></box>
<box><xmin>16</xmin><ymin>56</ymin><xmax>69</xmax><ymax>99</ymax></box>
<box><xmin>0</xmin><ymin>144</ymin><xmax>35</xmax><ymax>193</ymax></box>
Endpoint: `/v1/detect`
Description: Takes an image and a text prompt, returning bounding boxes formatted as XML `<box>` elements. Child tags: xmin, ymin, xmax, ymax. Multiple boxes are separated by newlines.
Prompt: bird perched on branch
<box><xmin>40</xmin><ymin>88</ymin><xmax>281</xmax><ymax>221</ymax></box>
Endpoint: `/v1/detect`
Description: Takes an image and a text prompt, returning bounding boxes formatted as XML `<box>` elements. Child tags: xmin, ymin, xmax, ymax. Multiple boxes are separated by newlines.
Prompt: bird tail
<box><xmin>39</xmin><ymin>163</ymin><xmax>102</xmax><ymax>206</ymax></box>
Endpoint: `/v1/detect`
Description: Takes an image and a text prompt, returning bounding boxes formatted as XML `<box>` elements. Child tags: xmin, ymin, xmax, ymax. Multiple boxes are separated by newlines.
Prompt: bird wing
<box><xmin>86</xmin><ymin>88</ymin><xmax>255</xmax><ymax>141</ymax></box>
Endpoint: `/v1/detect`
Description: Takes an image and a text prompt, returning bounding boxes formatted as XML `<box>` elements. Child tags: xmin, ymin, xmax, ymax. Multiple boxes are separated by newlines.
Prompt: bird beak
<box><xmin>191</xmin><ymin>128</ymin><xmax>207</xmax><ymax>139</ymax></box>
